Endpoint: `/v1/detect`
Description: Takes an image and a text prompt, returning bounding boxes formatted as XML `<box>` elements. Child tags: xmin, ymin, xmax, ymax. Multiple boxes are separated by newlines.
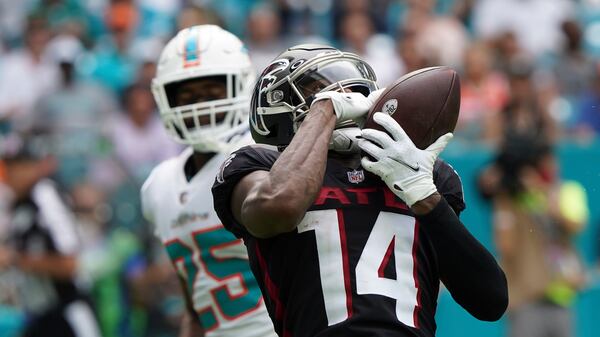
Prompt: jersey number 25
<box><xmin>165</xmin><ymin>226</ymin><xmax>263</xmax><ymax>332</ymax></box>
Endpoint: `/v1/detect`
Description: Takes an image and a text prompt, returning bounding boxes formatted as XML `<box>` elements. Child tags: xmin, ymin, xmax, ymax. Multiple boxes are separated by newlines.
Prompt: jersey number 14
<box><xmin>298</xmin><ymin>210</ymin><xmax>420</xmax><ymax>328</ymax></box>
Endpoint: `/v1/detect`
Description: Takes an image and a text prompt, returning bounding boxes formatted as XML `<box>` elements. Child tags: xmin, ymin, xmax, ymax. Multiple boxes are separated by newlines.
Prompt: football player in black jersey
<box><xmin>212</xmin><ymin>44</ymin><xmax>508</xmax><ymax>337</ymax></box>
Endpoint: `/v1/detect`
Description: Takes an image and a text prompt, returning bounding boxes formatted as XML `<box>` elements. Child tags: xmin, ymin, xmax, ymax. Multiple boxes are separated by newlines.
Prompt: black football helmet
<box><xmin>250</xmin><ymin>44</ymin><xmax>378</xmax><ymax>147</ymax></box>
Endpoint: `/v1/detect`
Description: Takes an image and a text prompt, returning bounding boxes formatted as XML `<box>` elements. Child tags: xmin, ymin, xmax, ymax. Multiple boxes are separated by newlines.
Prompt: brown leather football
<box><xmin>363</xmin><ymin>66</ymin><xmax>461</xmax><ymax>149</ymax></box>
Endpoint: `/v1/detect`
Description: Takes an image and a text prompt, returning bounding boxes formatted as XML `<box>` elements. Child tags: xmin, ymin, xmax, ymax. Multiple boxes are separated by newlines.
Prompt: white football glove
<box><xmin>358</xmin><ymin>112</ymin><xmax>453</xmax><ymax>207</ymax></box>
<box><xmin>311</xmin><ymin>88</ymin><xmax>385</xmax><ymax>126</ymax></box>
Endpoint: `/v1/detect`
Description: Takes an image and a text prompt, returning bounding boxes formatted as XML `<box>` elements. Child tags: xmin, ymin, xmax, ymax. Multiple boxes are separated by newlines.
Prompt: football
<box><xmin>363</xmin><ymin>66</ymin><xmax>461</xmax><ymax>149</ymax></box>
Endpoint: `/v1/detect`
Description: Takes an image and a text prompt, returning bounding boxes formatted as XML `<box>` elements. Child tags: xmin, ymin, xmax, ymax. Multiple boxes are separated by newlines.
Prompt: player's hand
<box><xmin>358</xmin><ymin>112</ymin><xmax>453</xmax><ymax>207</ymax></box>
<box><xmin>311</xmin><ymin>88</ymin><xmax>385</xmax><ymax>126</ymax></box>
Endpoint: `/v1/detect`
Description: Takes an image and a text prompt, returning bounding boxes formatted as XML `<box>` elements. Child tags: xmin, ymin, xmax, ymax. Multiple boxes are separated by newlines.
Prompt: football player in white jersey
<box><xmin>141</xmin><ymin>25</ymin><xmax>277</xmax><ymax>337</ymax></box>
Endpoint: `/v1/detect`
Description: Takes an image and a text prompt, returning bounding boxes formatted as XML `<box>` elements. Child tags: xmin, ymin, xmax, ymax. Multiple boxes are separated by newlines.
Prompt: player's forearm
<box><xmin>179</xmin><ymin>311</ymin><xmax>205</xmax><ymax>337</ymax></box>
<box><xmin>416</xmin><ymin>198</ymin><xmax>508</xmax><ymax>321</ymax></box>
<box><xmin>176</xmin><ymin>275</ymin><xmax>205</xmax><ymax>337</ymax></box>
<box><xmin>15</xmin><ymin>254</ymin><xmax>77</xmax><ymax>280</ymax></box>
<box><xmin>249</xmin><ymin>100</ymin><xmax>336</xmax><ymax>231</ymax></box>
<box><xmin>270</xmin><ymin>100</ymin><xmax>335</xmax><ymax>196</ymax></box>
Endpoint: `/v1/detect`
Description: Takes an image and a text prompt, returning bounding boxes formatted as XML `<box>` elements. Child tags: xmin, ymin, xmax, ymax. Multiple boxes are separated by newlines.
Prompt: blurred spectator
<box><xmin>81</xmin><ymin>0</ymin><xmax>139</xmax><ymax>94</ymax></box>
<box><xmin>135</xmin><ymin>0</ymin><xmax>181</xmax><ymax>40</ymax></box>
<box><xmin>246</xmin><ymin>5</ymin><xmax>285</xmax><ymax>75</ymax></box>
<box><xmin>553</xmin><ymin>20</ymin><xmax>596</xmax><ymax>98</ymax></box>
<box><xmin>0</xmin><ymin>132</ymin><xmax>102</xmax><ymax>337</ymax></box>
<box><xmin>128</xmin><ymin>37</ymin><xmax>163</xmax><ymax>86</ymax></box>
<box><xmin>576</xmin><ymin>64</ymin><xmax>600</xmax><ymax>136</ymax></box>
<box><xmin>452</xmin><ymin>0</ymin><xmax>476</xmax><ymax>31</ymax></box>
<box><xmin>333</xmin><ymin>0</ymin><xmax>388</xmax><ymax>38</ymax></box>
<box><xmin>474</xmin><ymin>0</ymin><xmax>575</xmax><ymax>57</ymax></box>
<box><xmin>0</xmin><ymin>158</ymin><xmax>9</xmax><ymax>236</ymax></box>
<box><xmin>35</xmin><ymin>34</ymin><xmax>118</xmax><ymax>189</ymax></box>
<box><xmin>198</xmin><ymin>0</ymin><xmax>258</xmax><ymax>37</ymax></box>
<box><xmin>457</xmin><ymin>42</ymin><xmax>510</xmax><ymax>142</ymax></box>
<box><xmin>72</xmin><ymin>182</ymin><xmax>155</xmax><ymax>337</ymax></box>
<box><xmin>0</xmin><ymin>16</ymin><xmax>59</xmax><ymax>131</ymax></box>
<box><xmin>136</xmin><ymin>59</ymin><xmax>158</xmax><ymax>87</ymax></box>
<box><xmin>490</xmin><ymin>31</ymin><xmax>530</xmax><ymax>75</ymax></box>
<box><xmin>479</xmin><ymin>134</ymin><xmax>588</xmax><ymax>337</ymax></box>
<box><xmin>177</xmin><ymin>5</ymin><xmax>224</xmax><ymax>32</ymax></box>
<box><xmin>402</xmin><ymin>0</ymin><xmax>470</xmax><ymax>68</ymax></box>
<box><xmin>339</xmin><ymin>11</ymin><xmax>402</xmax><ymax>87</ymax></box>
<box><xmin>29</xmin><ymin>0</ymin><xmax>91</xmax><ymax>42</ymax></box>
<box><xmin>338</xmin><ymin>11</ymin><xmax>374</xmax><ymax>63</ymax></box>
<box><xmin>396</xmin><ymin>30</ymin><xmax>432</xmax><ymax>74</ymax></box>
<box><xmin>0</xmin><ymin>141</ymin><xmax>20</xmax><ymax>334</ymax></box>
<box><xmin>488</xmin><ymin>60</ymin><xmax>559</xmax><ymax>145</ymax></box>
<box><xmin>0</xmin><ymin>0</ymin><xmax>32</xmax><ymax>46</ymax></box>
<box><xmin>108</xmin><ymin>83</ymin><xmax>180</xmax><ymax>182</ymax></box>
<box><xmin>106</xmin><ymin>0</ymin><xmax>139</xmax><ymax>33</ymax></box>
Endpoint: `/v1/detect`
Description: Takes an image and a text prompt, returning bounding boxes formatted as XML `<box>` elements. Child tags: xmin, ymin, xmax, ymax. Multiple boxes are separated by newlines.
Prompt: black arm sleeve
<box><xmin>417</xmin><ymin>197</ymin><xmax>508</xmax><ymax>321</ymax></box>
<box><xmin>433</xmin><ymin>159</ymin><xmax>466</xmax><ymax>216</ymax></box>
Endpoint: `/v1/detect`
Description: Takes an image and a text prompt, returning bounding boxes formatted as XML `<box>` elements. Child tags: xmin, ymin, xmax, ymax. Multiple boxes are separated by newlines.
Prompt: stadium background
<box><xmin>0</xmin><ymin>0</ymin><xmax>599</xmax><ymax>337</ymax></box>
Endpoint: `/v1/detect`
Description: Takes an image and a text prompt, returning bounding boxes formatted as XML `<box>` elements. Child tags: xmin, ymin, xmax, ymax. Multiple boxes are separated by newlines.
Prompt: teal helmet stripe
<box><xmin>184</xmin><ymin>29</ymin><xmax>200</xmax><ymax>66</ymax></box>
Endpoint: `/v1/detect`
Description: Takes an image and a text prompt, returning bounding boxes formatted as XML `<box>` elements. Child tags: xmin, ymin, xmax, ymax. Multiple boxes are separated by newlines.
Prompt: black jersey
<box><xmin>8</xmin><ymin>179</ymin><xmax>102</xmax><ymax>337</ymax></box>
<box><xmin>212</xmin><ymin>145</ymin><xmax>504</xmax><ymax>337</ymax></box>
<box><xmin>9</xmin><ymin>180</ymin><xmax>82</xmax><ymax>311</ymax></box>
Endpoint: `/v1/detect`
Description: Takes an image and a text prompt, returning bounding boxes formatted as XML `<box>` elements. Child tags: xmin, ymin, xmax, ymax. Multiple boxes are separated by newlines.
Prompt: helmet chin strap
<box><xmin>329</xmin><ymin>127</ymin><xmax>362</xmax><ymax>154</ymax></box>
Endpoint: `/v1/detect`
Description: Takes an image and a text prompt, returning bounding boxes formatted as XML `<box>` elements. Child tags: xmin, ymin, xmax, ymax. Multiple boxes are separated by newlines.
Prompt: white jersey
<box><xmin>141</xmin><ymin>146</ymin><xmax>277</xmax><ymax>337</ymax></box>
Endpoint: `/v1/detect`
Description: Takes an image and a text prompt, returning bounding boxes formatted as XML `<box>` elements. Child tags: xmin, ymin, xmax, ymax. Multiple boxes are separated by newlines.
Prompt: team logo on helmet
<box><xmin>251</xmin><ymin>58</ymin><xmax>291</xmax><ymax>137</ymax></box>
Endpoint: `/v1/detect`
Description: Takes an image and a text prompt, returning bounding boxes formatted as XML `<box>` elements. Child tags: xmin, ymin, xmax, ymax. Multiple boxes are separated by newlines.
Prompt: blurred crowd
<box><xmin>0</xmin><ymin>0</ymin><xmax>598</xmax><ymax>337</ymax></box>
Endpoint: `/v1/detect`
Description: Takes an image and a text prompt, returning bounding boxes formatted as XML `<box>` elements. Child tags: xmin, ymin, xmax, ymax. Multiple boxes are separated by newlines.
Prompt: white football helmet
<box><xmin>152</xmin><ymin>25</ymin><xmax>255</xmax><ymax>152</ymax></box>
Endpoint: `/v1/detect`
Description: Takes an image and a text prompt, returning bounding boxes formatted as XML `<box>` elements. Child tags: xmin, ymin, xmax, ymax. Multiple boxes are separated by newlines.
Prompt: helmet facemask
<box><xmin>253</xmin><ymin>52</ymin><xmax>378</xmax><ymax>137</ymax></box>
<box><xmin>153</xmin><ymin>69</ymin><xmax>253</xmax><ymax>153</ymax></box>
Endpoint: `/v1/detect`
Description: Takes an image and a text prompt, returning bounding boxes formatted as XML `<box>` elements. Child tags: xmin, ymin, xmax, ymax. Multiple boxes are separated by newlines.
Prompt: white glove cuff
<box><xmin>390</xmin><ymin>176</ymin><xmax>438</xmax><ymax>207</ymax></box>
